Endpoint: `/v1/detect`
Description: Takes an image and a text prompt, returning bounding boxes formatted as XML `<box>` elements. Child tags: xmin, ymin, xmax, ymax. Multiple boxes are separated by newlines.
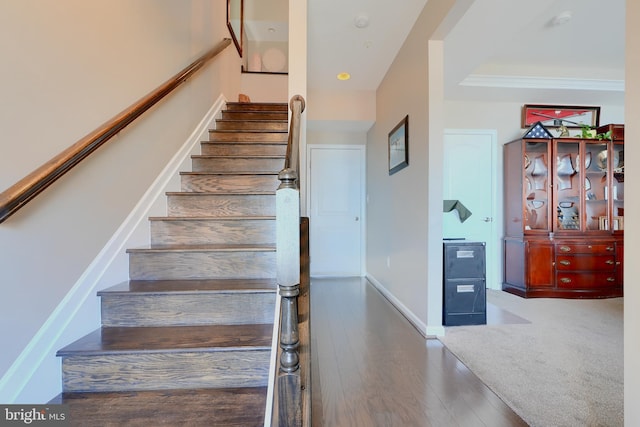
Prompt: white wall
<box><xmin>0</xmin><ymin>0</ymin><xmax>241</xmax><ymax>402</ymax></box>
<box><xmin>307</xmin><ymin>89</ymin><xmax>376</xmax><ymax>130</ymax></box>
<box><xmin>307</xmin><ymin>130</ymin><xmax>367</xmax><ymax>146</ymax></box>
<box><xmin>240</xmin><ymin>73</ymin><xmax>288</xmax><ymax>103</ymax></box>
<box><xmin>365</xmin><ymin>0</ymin><xmax>455</xmax><ymax>335</ymax></box>
<box><xmin>625</xmin><ymin>1</ymin><xmax>640</xmax><ymax>425</ymax></box>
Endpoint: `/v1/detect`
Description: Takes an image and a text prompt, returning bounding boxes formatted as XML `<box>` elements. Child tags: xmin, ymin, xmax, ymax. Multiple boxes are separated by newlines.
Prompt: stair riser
<box><xmin>181</xmin><ymin>174</ymin><xmax>279</xmax><ymax>192</ymax></box>
<box><xmin>208</xmin><ymin>131</ymin><xmax>287</xmax><ymax>143</ymax></box>
<box><xmin>216</xmin><ymin>121</ymin><xmax>287</xmax><ymax>131</ymax></box>
<box><xmin>61</xmin><ymin>350</ymin><xmax>270</xmax><ymax>392</ymax></box>
<box><xmin>167</xmin><ymin>194</ymin><xmax>275</xmax><ymax>217</ymax></box>
<box><xmin>129</xmin><ymin>251</ymin><xmax>276</xmax><ymax>280</ymax></box>
<box><xmin>225</xmin><ymin>103</ymin><xmax>287</xmax><ymax>112</ymax></box>
<box><xmin>192</xmin><ymin>157</ymin><xmax>283</xmax><ymax>173</ymax></box>
<box><xmin>150</xmin><ymin>219</ymin><xmax>276</xmax><ymax>246</ymax></box>
<box><xmin>221</xmin><ymin>111</ymin><xmax>287</xmax><ymax>121</ymax></box>
<box><xmin>101</xmin><ymin>293</ymin><xmax>276</xmax><ymax>327</ymax></box>
<box><xmin>201</xmin><ymin>143</ymin><xmax>286</xmax><ymax>156</ymax></box>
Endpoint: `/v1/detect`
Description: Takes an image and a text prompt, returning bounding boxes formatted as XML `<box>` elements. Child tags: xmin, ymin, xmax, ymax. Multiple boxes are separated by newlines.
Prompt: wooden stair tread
<box><xmin>216</xmin><ymin>118</ymin><xmax>287</xmax><ymax>122</ymax></box>
<box><xmin>57</xmin><ymin>324</ymin><xmax>273</xmax><ymax>356</ymax></box>
<box><xmin>127</xmin><ymin>243</ymin><xmax>276</xmax><ymax>252</ymax></box>
<box><xmin>166</xmin><ymin>191</ymin><xmax>275</xmax><ymax>195</ymax></box>
<box><xmin>225</xmin><ymin>102</ymin><xmax>287</xmax><ymax>109</ymax></box>
<box><xmin>180</xmin><ymin>171</ymin><xmax>278</xmax><ymax>175</ymax></box>
<box><xmin>223</xmin><ymin>107</ymin><xmax>287</xmax><ymax>112</ymax></box>
<box><xmin>148</xmin><ymin>215</ymin><xmax>275</xmax><ymax>221</ymax></box>
<box><xmin>191</xmin><ymin>154</ymin><xmax>284</xmax><ymax>159</ymax></box>
<box><xmin>222</xmin><ymin>111</ymin><xmax>286</xmax><ymax>115</ymax></box>
<box><xmin>222</xmin><ymin>108</ymin><xmax>286</xmax><ymax>111</ymax></box>
<box><xmin>209</xmin><ymin>129</ymin><xmax>287</xmax><ymax>133</ymax></box>
<box><xmin>50</xmin><ymin>387</ymin><xmax>267</xmax><ymax>426</ymax></box>
<box><xmin>201</xmin><ymin>140</ymin><xmax>287</xmax><ymax>144</ymax></box>
<box><xmin>99</xmin><ymin>279</ymin><xmax>278</xmax><ymax>294</ymax></box>
<box><xmin>226</xmin><ymin>101</ymin><xmax>287</xmax><ymax>105</ymax></box>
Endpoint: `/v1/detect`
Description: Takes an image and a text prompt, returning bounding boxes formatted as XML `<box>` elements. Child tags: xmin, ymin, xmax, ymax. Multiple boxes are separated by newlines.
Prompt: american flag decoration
<box><xmin>523</xmin><ymin>121</ymin><xmax>553</xmax><ymax>139</ymax></box>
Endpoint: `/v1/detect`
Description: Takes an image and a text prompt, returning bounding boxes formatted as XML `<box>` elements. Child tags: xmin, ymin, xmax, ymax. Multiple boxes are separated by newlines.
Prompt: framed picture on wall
<box><xmin>389</xmin><ymin>115</ymin><xmax>409</xmax><ymax>175</ymax></box>
<box><xmin>521</xmin><ymin>104</ymin><xmax>601</xmax><ymax>128</ymax></box>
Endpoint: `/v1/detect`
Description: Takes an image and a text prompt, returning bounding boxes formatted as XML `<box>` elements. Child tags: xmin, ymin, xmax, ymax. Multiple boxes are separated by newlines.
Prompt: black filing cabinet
<box><xmin>443</xmin><ymin>241</ymin><xmax>486</xmax><ymax>326</ymax></box>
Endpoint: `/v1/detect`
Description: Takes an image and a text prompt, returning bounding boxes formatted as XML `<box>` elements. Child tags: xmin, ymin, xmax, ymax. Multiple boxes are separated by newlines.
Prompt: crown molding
<box><xmin>460</xmin><ymin>74</ymin><xmax>624</xmax><ymax>92</ymax></box>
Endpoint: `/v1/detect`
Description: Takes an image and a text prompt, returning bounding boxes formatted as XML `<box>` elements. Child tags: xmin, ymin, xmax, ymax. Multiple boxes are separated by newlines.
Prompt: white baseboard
<box><xmin>366</xmin><ymin>275</ymin><xmax>446</xmax><ymax>339</ymax></box>
<box><xmin>0</xmin><ymin>95</ymin><xmax>227</xmax><ymax>403</ymax></box>
<box><xmin>365</xmin><ymin>274</ymin><xmax>429</xmax><ymax>338</ymax></box>
<box><xmin>427</xmin><ymin>325</ymin><xmax>446</xmax><ymax>337</ymax></box>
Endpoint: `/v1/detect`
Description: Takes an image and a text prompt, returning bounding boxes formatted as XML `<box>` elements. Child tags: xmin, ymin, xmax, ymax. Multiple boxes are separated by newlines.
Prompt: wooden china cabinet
<box><xmin>503</xmin><ymin>124</ymin><xmax>624</xmax><ymax>298</ymax></box>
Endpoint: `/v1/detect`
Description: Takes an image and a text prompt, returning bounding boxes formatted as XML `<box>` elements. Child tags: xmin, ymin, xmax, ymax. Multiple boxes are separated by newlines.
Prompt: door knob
<box><xmin>355</xmin><ymin>216</ymin><xmax>359</xmax><ymax>221</ymax></box>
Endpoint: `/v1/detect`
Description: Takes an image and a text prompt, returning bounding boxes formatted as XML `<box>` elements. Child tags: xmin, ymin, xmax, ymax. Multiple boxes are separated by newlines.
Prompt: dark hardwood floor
<box><xmin>310</xmin><ymin>277</ymin><xmax>527</xmax><ymax>427</ymax></box>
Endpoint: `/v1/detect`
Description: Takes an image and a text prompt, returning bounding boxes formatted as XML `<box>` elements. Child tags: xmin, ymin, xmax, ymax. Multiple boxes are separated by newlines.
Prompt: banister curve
<box><xmin>0</xmin><ymin>38</ymin><xmax>232</xmax><ymax>224</ymax></box>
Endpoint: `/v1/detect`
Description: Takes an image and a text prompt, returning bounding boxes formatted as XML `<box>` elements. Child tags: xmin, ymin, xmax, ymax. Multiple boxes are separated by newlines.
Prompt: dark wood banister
<box><xmin>0</xmin><ymin>38</ymin><xmax>232</xmax><ymax>224</ymax></box>
<box><xmin>274</xmin><ymin>95</ymin><xmax>308</xmax><ymax>426</ymax></box>
<box><xmin>283</xmin><ymin>94</ymin><xmax>305</xmax><ymax>182</ymax></box>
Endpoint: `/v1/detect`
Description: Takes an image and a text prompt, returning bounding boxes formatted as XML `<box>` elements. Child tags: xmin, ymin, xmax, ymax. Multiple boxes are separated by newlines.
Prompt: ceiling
<box><xmin>440</xmin><ymin>0</ymin><xmax>625</xmax><ymax>104</ymax></box>
<box><xmin>242</xmin><ymin>0</ymin><xmax>625</xmax><ymax>105</ymax></box>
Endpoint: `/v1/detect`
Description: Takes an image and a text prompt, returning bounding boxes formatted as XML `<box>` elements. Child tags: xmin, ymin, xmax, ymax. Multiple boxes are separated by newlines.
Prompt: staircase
<box><xmin>51</xmin><ymin>102</ymin><xmax>289</xmax><ymax>426</ymax></box>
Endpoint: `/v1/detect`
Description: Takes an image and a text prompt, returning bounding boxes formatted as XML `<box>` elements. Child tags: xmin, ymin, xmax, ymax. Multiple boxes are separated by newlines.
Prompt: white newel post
<box><xmin>276</xmin><ymin>168</ymin><xmax>300</xmax><ymax>374</ymax></box>
<box><xmin>275</xmin><ymin>168</ymin><xmax>302</xmax><ymax>425</ymax></box>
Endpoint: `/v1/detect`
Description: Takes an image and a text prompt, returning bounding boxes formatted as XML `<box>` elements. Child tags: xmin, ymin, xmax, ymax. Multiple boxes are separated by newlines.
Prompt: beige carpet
<box><xmin>438</xmin><ymin>289</ymin><xmax>623</xmax><ymax>427</ymax></box>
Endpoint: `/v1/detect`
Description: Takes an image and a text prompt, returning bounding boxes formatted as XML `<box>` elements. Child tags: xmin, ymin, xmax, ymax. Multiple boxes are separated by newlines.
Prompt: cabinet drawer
<box><xmin>556</xmin><ymin>255</ymin><xmax>616</xmax><ymax>271</ymax></box>
<box><xmin>556</xmin><ymin>243</ymin><xmax>615</xmax><ymax>255</ymax></box>
<box><xmin>556</xmin><ymin>272</ymin><xmax>617</xmax><ymax>288</ymax></box>
<box><xmin>443</xmin><ymin>243</ymin><xmax>485</xmax><ymax>279</ymax></box>
<box><xmin>444</xmin><ymin>279</ymin><xmax>486</xmax><ymax>315</ymax></box>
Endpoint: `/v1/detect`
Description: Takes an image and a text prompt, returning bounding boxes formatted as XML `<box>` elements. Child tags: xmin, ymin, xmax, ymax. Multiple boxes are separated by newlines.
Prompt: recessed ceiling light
<box><xmin>337</xmin><ymin>72</ymin><xmax>351</xmax><ymax>81</ymax></box>
<box><xmin>354</xmin><ymin>14</ymin><xmax>369</xmax><ymax>29</ymax></box>
<box><xmin>550</xmin><ymin>10</ymin><xmax>572</xmax><ymax>26</ymax></box>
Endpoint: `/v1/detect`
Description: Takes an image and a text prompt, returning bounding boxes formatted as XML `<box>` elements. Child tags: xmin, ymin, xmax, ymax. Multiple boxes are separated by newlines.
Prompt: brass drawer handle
<box><xmin>559</xmin><ymin>246</ymin><xmax>571</xmax><ymax>253</ymax></box>
<box><xmin>607</xmin><ymin>277</ymin><xmax>616</xmax><ymax>282</ymax></box>
<box><xmin>560</xmin><ymin>277</ymin><xmax>572</xmax><ymax>284</ymax></box>
<box><xmin>559</xmin><ymin>260</ymin><xmax>571</xmax><ymax>266</ymax></box>
<box><xmin>605</xmin><ymin>260</ymin><xmax>615</xmax><ymax>265</ymax></box>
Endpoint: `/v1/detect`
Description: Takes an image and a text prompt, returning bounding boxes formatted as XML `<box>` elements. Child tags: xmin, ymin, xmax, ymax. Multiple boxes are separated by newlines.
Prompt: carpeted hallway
<box><xmin>439</xmin><ymin>289</ymin><xmax>623</xmax><ymax>427</ymax></box>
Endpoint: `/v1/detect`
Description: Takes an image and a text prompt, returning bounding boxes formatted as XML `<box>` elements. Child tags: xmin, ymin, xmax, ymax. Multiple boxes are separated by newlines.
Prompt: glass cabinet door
<box><xmin>523</xmin><ymin>141</ymin><xmax>550</xmax><ymax>231</ymax></box>
<box><xmin>584</xmin><ymin>141</ymin><xmax>609</xmax><ymax>231</ymax></box>
<box><xmin>555</xmin><ymin>140</ymin><xmax>580</xmax><ymax>230</ymax></box>
<box><xmin>612</xmin><ymin>142</ymin><xmax>624</xmax><ymax>231</ymax></box>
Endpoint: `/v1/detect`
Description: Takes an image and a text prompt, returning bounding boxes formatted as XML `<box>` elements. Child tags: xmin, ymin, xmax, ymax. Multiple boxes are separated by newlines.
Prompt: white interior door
<box><xmin>443</xmin><ymin>130</ymin><xmax>499</xmax><ymax>289</ymax></box>
<box><xmin>308</xmin><ymin>145</ymin><xmax>364</xmax><ymax>277</ymax></box>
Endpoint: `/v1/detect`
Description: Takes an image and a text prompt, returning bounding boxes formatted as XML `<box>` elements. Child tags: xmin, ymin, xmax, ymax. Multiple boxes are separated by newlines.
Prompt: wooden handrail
<box><xmin>283</xmin><ymin>95</ymin><xmax>305</xmax><ymax>186</ymax></box>
<box><xmin>0</xmin><ymin>38</ymin><xmax>232</xmax><ymax>224</ymax></box>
